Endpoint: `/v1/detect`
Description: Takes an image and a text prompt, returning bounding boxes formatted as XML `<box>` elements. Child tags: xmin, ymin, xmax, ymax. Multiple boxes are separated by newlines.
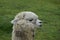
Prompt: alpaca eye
<box><xmin>29</xmin><ymin>19</ymin><xmax>33</xmax><ymax>21</ymax></box>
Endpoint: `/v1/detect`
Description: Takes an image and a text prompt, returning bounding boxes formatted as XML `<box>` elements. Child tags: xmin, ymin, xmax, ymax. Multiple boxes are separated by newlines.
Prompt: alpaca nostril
<box><xmin>39</xmin><ymin>22</ymin><xmax>42</xmax><ymax>23</ymax></box>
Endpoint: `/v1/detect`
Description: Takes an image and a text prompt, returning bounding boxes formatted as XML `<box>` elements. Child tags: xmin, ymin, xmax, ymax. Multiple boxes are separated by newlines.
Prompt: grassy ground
<box><xmin>0</xmin><ymin>0</ymin><xmax>60</xmax><ymax>40</ymax></box>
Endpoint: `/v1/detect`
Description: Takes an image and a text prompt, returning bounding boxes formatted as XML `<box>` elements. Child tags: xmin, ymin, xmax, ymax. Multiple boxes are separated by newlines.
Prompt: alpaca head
<box><xmin>11</xmin><ymin>11</ymin><xmax>42</xmax><ymax>27</ymax></box>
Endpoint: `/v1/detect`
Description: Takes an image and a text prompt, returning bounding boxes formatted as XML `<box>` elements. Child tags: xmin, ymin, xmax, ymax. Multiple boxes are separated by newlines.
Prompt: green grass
<box><xmin>0</xmin><ymin>0</ymin><xmax>60</xmax><ymax>40</ymax></box>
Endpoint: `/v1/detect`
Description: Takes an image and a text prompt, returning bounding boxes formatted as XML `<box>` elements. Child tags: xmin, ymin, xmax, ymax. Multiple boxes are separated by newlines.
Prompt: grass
<box><xmin>0</xmin><ymin>0</ymin><xmax>60</xmax><ymax>40</ymax></box>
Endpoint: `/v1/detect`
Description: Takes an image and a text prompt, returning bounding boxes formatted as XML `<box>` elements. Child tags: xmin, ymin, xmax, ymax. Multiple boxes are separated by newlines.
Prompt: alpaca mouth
<box><xmin>39</xmin><ymin>25</ymin><xmax>42</xmax><ymax>27</ymax></box>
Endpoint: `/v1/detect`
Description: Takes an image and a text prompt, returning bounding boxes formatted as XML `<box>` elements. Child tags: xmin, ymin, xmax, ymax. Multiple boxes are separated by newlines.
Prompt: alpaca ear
<box><xmin>15</xmin><ymin>13</ymin><xmax>25</xmax><ymax>19</ymax></box>
<box><xmin>11</xmin><ymin>13</ymin><xmax>25</xmax><ymax>24</ymax></box>
<box><xmin>11</xmin><ymin>20</ymin><xmax>16</xmax><ymax>24</ymax></box>
<box><xmin>11</xmin><ymin>20</ymin><xmax>14</xmax><ymax>24</ymax></box>
<box><xmin>11</xmin><ymin>18</ymin><xmax>19</xmax><ymax>24</ymax></box>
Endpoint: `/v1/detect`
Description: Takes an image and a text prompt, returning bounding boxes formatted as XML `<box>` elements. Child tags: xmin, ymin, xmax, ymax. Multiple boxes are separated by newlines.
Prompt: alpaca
<box><xmin>11</xmin><ymin>11</ymin><xmax>42</xmax><ymax>40</ymax></box>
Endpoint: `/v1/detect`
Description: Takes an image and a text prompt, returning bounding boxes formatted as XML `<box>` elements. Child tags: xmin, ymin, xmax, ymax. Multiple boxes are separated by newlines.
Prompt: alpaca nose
<box><xmin>39</xmin><ymin>21</ymin><xmax>42</xmax><ymax>27</ymax></box>
<box><xmin>39</xmin><ymin>22</ymin><xmax>42</xmax><ymax>23</ymax></box>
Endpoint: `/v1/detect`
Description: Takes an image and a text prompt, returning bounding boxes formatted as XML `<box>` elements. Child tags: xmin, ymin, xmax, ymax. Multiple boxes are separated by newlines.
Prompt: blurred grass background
<box><xmin>0</xmin><ymin>0</ymin><xmax>60</xmax><ymax>40</ymax></box>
